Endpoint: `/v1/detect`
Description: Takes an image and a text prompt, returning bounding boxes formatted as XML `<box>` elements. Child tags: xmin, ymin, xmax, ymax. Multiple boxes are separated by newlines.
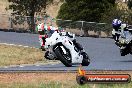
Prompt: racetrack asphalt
<box><xmin>0</xmin><ymin>31</ymin><xmax>131</xmax><ymax>71</ymax></box>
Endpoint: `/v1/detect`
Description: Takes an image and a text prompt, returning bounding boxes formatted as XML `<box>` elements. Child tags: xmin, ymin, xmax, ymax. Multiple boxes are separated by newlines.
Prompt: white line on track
<box><xmin>35</xmin><ymin>65</ymin><xmax>40</xmax><ymax>66</ymax></box>
<box><xmin>4</xmin><ymin>66</ymin><xmax>8</xmax><ymax>68</ymax></box>
<box><xmin>0</xmin><ymin>43</ymin><xmax>38</xmax><ymax>49</ymax></box>
<box><xmin>19</xmin><ymin>65</ymin><xmax>24</xmax><ymax>67</ymax></box>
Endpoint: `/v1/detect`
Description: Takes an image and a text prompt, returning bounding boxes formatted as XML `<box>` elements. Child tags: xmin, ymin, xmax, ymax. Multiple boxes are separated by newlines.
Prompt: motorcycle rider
<box><xmin>112</xmin><ymin>19</ymin><xmax>129</xmax><ymax>45</ymax></box>
<box><xmin>36</xmin><ymin>23</ymin><xmax>58</xmax><ymax>51</ymax></box>
<box><xmin>36</xmin><ymin>23</ymin><xmax>47</xmax><ymax>51</ymax></box>
<box><xmin>37</xmin><ymin>22</ymin><xmax>83</xmax><ymax>52</ymax></box>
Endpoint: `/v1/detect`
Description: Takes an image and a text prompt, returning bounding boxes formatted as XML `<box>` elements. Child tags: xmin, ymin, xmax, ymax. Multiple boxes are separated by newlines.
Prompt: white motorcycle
<box><xmin>44</xmin><ymin>31</ymin><xmax>90</xmax><ymax>67</ymax></box>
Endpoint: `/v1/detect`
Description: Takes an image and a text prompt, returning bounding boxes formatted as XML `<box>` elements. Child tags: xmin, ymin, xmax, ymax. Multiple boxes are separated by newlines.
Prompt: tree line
<box><xmin>7</xmin><ymin>0</ymin><xmax>132</xmax><ymax>35</ymax></box>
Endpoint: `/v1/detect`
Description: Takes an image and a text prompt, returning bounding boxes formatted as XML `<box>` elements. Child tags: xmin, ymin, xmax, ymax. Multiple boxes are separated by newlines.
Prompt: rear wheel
<box><xmin>81</xmin><ymin>52</ymin><xmax>90</xmax><ymax>66</ymax></box>
<box><xmin>40</xmin><ymin>46</ymin><xmax>45</xmax><ymax>51</ymax></box>
<box><xmin>44</xmin><ymin>51</ymin><xmax>51</xmax><ymax>60</ymax></box>
<box><xmin>44</xmin><ymin>51</ymin><xmax>59</xmax><ymax>60</ymax></box>
<box><xmin>54</xmin><ymin>46</ymin><xmax>72</xmax><ymax>67</ymax></box>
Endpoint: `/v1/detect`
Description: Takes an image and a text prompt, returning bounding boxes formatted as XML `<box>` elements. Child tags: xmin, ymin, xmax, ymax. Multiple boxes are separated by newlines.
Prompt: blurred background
<box><xmin>0</xmin><ymin>0</ymin><xmax>132</xmax><ymax>37</ymax></box>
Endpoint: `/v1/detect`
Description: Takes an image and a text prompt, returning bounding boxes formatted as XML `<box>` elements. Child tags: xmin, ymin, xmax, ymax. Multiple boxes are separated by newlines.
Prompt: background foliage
<box><xmin>8</xmin><ymin>0</ymin><xmax>53</xmax><ymax>32</ymax></box>
<box><xmin>57</xmin><ymin>0</ymin><xmax>116</xmax><ymax>22</ymax></box>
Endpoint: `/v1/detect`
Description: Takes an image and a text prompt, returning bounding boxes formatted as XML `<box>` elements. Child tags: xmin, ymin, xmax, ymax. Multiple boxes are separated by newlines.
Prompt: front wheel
<box><xmin>54</xmin><ymin>46</ymin><xmax>72</xmax><ymax>67</ymax></box>
<box><xmin>81</xmin><ymin>52</ymin><xmax>90</xmax><ymax>66</ymax></box>
<box><xmin>120</xmin><ymin>49</ymin><xmax>126</xmax><ymax>56</ymax></box>
<box><xmin>120</xmin><ymin>45</ymin><xmax>130</xmax><ymax>56</ymax></box>
<box><xmin>130</xmin><ymin>46</ymin><xmax>132</xmax><ymax>55</ymax></box>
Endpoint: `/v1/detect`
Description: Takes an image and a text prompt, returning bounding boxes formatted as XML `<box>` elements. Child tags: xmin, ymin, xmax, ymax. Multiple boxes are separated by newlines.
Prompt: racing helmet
<box><xmin>112</xmin><ymin>19</ymin><xmax>122</xmax><ymax>28</ymax></box>
<box><xmin>37</xmin><ymin>23</ymin><xmax>44</xmax><ymax>31</ymax></box>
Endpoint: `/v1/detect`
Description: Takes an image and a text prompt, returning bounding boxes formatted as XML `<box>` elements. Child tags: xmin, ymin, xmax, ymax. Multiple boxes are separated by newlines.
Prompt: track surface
<box><xmin>0</xmin><ymin>31</ymin><xmax>131</xmax><ymax>71</ymax></box>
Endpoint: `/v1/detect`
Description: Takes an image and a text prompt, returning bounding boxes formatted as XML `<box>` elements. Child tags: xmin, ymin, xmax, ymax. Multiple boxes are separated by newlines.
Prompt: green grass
<box><xmin>0</xmin><ymin>82</ymin><xmax>131</xmax><ymax>88</ymax></box>
<box><xmin>0</xmin><ymin>82</ymin><xmax>91</xmax><ymax>88</ymax></box>
<box><xmin>77</xmin><ymin>83</ymin><xmax>132</xmax><ymax>88</ymax></box>
<box><xmin>97</xmin><ymin>83</ymin><xmax>132</xmax><ymax>88</ymax></box>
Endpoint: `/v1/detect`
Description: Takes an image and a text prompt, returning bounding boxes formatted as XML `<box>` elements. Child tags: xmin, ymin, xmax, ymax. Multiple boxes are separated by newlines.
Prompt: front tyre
<box><xmin>54</xmin><ymin>46</ymin><xmax>72</xmax><ymax>67</ymax></box>
<box><xmin>130</xmin><ymin>46</ymin><xmax>132</xmax><ymax>55</ymax></box>
<box><xmin>120</xmin><ymin>49</ymin><xmax>127</xmax><ymax>56</ymax></box>
<box><xmin>81</xmin><ymin>52</ymin><xmax>90</xmax><ymax>66</ymax></box>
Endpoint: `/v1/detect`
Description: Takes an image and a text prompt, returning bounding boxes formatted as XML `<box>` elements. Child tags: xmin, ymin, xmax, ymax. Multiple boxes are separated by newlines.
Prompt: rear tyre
<box><xmin>44</xmin><ymin>51</ymin><xmax>58</xmax><ymax>60</ymax></box>
<box><xmin>54</xmin><ymin>46</ymin><xmax>72</xmax><ymax>67</ymax></box>
<box><xmin>44</xmin><ymin>51</ymin><xmax>50</xmax><ymax>60</ymax></box>
<box><xmin>81</xmin><ymin>52</ymin><xmax>90</xmax><ymax>66</ymax></box>
<box><xmin>41</xmin><ymin>46</ymin><xmax>45</xmax><ymax>51</ymax></box>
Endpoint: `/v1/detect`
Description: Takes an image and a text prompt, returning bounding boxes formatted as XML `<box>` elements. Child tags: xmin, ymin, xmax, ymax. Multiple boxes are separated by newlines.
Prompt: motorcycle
<box><xmin>44</xmin><ymin>31</ymin><xmax>90</xmax><ymax>67</ymax></box>
<box><xmin>118</xmin><ymin>29</ymin><xmax>132</xmax><ymax>56</ymax></box>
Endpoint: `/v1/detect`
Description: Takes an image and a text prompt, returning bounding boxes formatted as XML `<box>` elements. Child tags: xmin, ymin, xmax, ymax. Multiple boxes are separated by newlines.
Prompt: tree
<box><xmin>127</xmin><ymin>0</ymin><xmax>132</xmax><ymax>24</ymax></box>
<box><xmin>57</xmin><ymin>0</ymin><xmax>116</xmax><ymax>22</ymax></box>
<box><xmin>57</xmin><ymin>0</ymin><xmax>116</xmax><ymax>36</ymax></box>
<box><xmin>128</xmin><ymin>0</ymin><xmax>132</xmax><ymax>9</ymax></box>
<box><xmin>7</xmin><ymin>0</ymin><xmax>53</xmax><ymax>32</ymax></box>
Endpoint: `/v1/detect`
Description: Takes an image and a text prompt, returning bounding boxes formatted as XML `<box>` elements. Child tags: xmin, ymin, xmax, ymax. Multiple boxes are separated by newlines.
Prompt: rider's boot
<box><xmin>73</xmin><ymin>39</ymin><xmax>83</xmax><ymax>51</ymax></box>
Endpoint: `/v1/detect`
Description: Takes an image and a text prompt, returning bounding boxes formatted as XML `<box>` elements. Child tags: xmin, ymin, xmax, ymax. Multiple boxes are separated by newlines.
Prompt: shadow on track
<box><xmin>119</xmin><ymin>60</ymin><xmax>132</xmax><ymax>62</ymax></box>
<box><xmin>40</xmin><ymin>64</ymin><xmax>81</xmax><ymax>68</ymax></box>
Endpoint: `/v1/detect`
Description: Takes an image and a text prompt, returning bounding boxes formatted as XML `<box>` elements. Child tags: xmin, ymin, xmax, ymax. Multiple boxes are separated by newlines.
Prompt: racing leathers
<box><xmin>112</xmin><ymin>23</ymin><xmax>129</xmax><ymax>45</ymax></box>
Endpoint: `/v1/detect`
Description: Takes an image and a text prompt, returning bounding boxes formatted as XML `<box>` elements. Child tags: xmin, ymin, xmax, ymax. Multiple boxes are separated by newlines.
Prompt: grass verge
<box><xmin>0</xmin><ymin>44</ymin><xmax>59</xmax><ymax>66</ymax></box>
<box><xmin>0</xmin><ymin>72</ymin><xmax>131</xmax><ymax>88</ymax></box>
<box><xmin>0</xmin><ymin>80</ymin><xmax>131</xmax><ymax>88</ymax></box>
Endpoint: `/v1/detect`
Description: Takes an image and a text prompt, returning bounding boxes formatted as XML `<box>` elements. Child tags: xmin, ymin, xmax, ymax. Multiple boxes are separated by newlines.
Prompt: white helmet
<box><xmin>37</xmin><ymin>23</ymin><xmax>44</xmax><ymax>31</ymax></box>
